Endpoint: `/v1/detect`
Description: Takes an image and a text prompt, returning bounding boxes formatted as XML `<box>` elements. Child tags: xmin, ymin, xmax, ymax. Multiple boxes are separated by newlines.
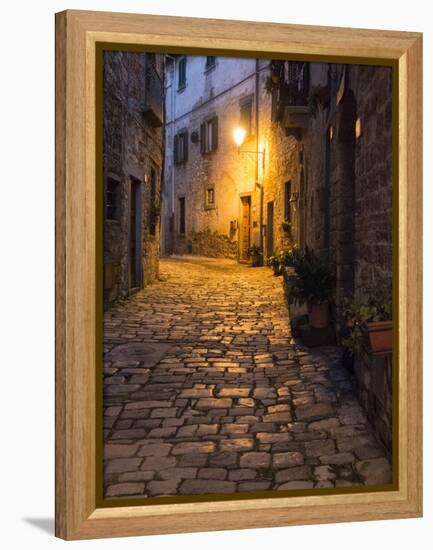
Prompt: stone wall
<box><xmin>302</xmin><ymin>63</ymin><xmax>393</xmax><ymax>308</ymax></box>
<box><xmin>174</xmin><ymin>230</ymin><xmax>238</xmax><ymax>258</ymax></box>
<box><xmin>355</xmin><ymin>353</ymin><xmax>393</xmax><ymax>456</ymax></box>
<box><xmin>162</xmin><ymin>56</ymin><xmax>300</xmax><ymax>261</ymax></box>
<box><xmin>103</xmin><ymin>51</ymin><xmax>164</xmax><ymax>308</ymax></box>
<box><xmin>297</xmin><ymin>63</ymin><xmax>393</xmax><ymax>450</ymax></box>
<box><xmin>352</xmin><ymin>66</ymin><xmax>393</xmax><ymax>295</ymax></box>
<box><xmin>261</xmin><ymin>86</ymin><xmax>301</xmax><ymax>256</ymax></box>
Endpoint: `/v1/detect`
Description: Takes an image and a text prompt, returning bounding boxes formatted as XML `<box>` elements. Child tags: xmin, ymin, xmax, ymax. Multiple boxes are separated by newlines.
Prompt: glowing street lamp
<box><xmin>233</xmin><ymin>126</ymin><xmax>246</xmax><ymax>148</ymax></box>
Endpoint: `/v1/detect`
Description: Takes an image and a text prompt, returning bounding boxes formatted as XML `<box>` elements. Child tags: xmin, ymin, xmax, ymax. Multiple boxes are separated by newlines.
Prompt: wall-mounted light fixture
<box><xmin>233</xmin><ymin>127</ymin><xmax>246</xmax><ymax>148</ymax></box>
<box><xmin>233</xmin><ymin>126</ymin><xmax>265</xmax><ymax>172</ymax></box>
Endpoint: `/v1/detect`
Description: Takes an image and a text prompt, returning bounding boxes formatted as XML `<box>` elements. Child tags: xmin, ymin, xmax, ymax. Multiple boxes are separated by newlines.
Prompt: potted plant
<box><xmin>281</xmin><ymin>220</ymin><xmax>291</xmax><ymax>233</ymax></box>
<box><xmin>280</xmin><ymin>245</ymin><xmax>301</xmax><ymax>268</ymax></box>
<box><xmin>286</xmin><ymin>247</ymin><xmax>334</xmax><ymax>329</ymax></box>
<box><xmin>248</xmin><ymin>244</ymin><xmax>263</xmax><ymax>267</ymax></box>
<box><xmin>362</xmin><ymin>276</ymin><xmax>392</xmax><ymax>354</ymax></box>
<box><xmin>342</xmin><ymin>276</ymin><xmax>392</xmax><ymax>355</ymax></box>
<box><xmin>267</xmin><ymin>253</ymin><xmax>282</xmax><ymax>276</ymax></box>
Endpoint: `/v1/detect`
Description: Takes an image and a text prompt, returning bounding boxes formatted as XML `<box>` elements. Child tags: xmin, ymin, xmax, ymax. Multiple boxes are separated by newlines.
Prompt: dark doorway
<box><xmin>129</xmin><ymin>177</ymin><xmax>142</xmax><ymax>289</ymax></box>
<box><xmin>149</xmin><ymin>167</ymin><xmax>157</xmax><ymax>236</ymax></box>
<box><xmin>239</xmin><ymin>196</ymin><xmax>251</xmax><ymax>262</ymax></box>
<box><xmin>178</xmin><ymin>197</ymin><xmax>186</xmax><ymax>235</ymax></box>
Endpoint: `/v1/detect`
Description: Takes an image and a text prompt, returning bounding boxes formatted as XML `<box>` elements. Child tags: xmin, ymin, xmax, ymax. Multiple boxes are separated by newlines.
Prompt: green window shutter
<box><xmin>211</xmin><ymin>116</ymin><xmax>218</xmax><ymax>151</ymax></box>
<box><xmin>200</xmin><ymin>123</ymin><xmax>206</xmax><ymax>154</ymax></box>
<box><xmin>183</xmin><ymin>131</ymin><xmax>189</xmax><ymax>162</ymax></box>
<box><xmin>173</xmin><ymin>134</ymin><xmax>178</xmax><ymax>164</ymax></box>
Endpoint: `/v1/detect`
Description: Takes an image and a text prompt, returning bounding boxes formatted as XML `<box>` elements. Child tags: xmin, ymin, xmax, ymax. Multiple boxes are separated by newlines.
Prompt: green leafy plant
<box><xmin>280</xmin><ymin>245</ymin><xmax>302</xmax><ymax>268</ymax></box>
<box><xmin>286</xmin><ymin>247</ymin><xmax>334</xmax><ymax>307</ymax></box>
<box><xmin>248</xmin><ymin>244</ymin><xmax>262</xmax><ymax>257</ymax></box>
<box><xmin>267</xmin><ymin>254</ymin><xmax>280</xmax><ymax>268</ymax></box>
<box><xmin>281</xmin><ymin>220</ymin><xmax>291</xmax><ymax>233</ymax></box>
<box><xmin>265</xmin><ymin>62</ymin><xmax>283</xmax><ymax>94</ymax></box>
<box><xmin>307</xmin><ymin>85</ymin><xmax>329</xmax><ymax>117</ymax></box>
<box><xmin>265</xmin><ymin>75</ymin><xmax>279</xmax><ymax>94</ymax></box>
<box><xmin>342</xmin><ymin>275</ymin><xmax>392</xmax><ymax>354</ymax></box>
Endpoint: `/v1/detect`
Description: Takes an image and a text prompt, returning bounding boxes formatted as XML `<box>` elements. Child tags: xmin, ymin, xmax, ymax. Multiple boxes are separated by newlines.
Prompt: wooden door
<box><xmin>239</xmin><ymin>196</ymin><xmax>251</xmax><ymax>262</ymax></box>
<box><xmin>267</xmin><ymin>201</ymin><xmax>274</xmax><ymax>258</ymax></box>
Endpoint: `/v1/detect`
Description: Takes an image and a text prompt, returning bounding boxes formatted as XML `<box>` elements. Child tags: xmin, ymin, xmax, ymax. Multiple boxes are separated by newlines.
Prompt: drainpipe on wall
<box><xmin>171</xmin><ymin>64</ymin><xmax>176</xmax><ymax>224</ymax></box>
<box><xmin>256</xmin><ymin>58</ymin><xmax>264</xmax><ymax>257</ymax></box>
<box><xmin>164</xmin><ymin>55</ymin><xmax>177</xmax><ymax>254</ymax></box>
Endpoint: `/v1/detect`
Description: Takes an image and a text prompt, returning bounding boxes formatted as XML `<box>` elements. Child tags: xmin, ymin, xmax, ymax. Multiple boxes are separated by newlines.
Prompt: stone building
<box><xmin>162</xmin><ymin>55</ymin><xmax>392</xmax><ymax>304</ymax></box>
<box><xmin>161</xmin><ymin>55</ymin><xmax>301</xmax><ymax>261</ymax></box>
<box><xmin>161</xmin><ymin>56</ymin><xmax>393</xmax><ymax>452</ymax></box>
<box><xmin>293</xmin><ymin>62</ymin><xmax>393</xmax><ymax>312</ymax></box>
<box><xmin>270</xmin><ymin>60</ymin><xmax>393</xmax><ymax>451</ymax></box>
<box><xmin>103</xmin><ymin>51</ymin><xmax>165</xmax><ymax>308</ymax></box>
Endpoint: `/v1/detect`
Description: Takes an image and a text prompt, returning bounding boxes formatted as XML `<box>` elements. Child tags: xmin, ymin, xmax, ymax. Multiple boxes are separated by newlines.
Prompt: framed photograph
<box><xmin>55</xmin><ymin>10</ymin><xmax>422</xmax><ymax>540</ymax></box>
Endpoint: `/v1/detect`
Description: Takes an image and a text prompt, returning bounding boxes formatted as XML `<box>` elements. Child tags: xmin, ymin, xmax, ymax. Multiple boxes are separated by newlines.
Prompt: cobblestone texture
<box><xmin>103</xmin><ymin>256</ymin><xmax>391</xmax><ymax>498</ymax></box>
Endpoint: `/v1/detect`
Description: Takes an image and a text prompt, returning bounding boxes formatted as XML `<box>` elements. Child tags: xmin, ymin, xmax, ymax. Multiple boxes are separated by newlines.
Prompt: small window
<box><xmin>284</xmin><ymin>180</ymin><xmax>292</xmax><ymax>222</ymax></box>
<box><xmin>206</xmin><ymin>188</ymin><xmax>215</xmax><ymax>207</ymax></box>
<box><xmin>106</xmin><ymin>177</ymin><xmax>120</xmax><ymax>220</ymax></box>
<box><xmin>240</xmin><ymin>100</ymin><xmax>253</xmax><ymax>136</ymax></box>
<box><xmin>178</xmin><ymin>197</ymin><xmax>186</xmax><ymax>235</ymax></box>
<box><xmin>205</xmin><ymin>56</ymin><xmax>216</xmax><ymax>71</ymax></box>
<box><xmin>174</xmin><ymin>131</ymin><xmax>188</xmax><ymax>164</ymax></box>
<box><xmin>178</xmin><ymin>57</ymin><xmax>186</xmax><ymax>89</ymax></box>
<box><xmin>200</xmin><ymin>117</ymin><xmax>218</xmax><ymax>154</ymax></box>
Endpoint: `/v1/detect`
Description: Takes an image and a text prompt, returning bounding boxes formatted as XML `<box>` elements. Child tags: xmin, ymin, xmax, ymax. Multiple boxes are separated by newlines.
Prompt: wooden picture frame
<box><xmin>55</xmin><ymin>9</ymin><xmax>422</xmax><ymax>540</ymax></box>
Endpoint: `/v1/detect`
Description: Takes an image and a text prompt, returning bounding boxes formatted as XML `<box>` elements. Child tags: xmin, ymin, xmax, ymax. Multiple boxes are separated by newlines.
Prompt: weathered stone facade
<box><xmin>103</xmin><ymin>51</ymin><xmax>165</xmax><ymax>308</ymax></box>
<box><xmin>293</xmin><ymin>63</ymin><xmax>393</xmax><ymax>450</ymax></box>
<box><xmin>300</xmin><ymin>63</ymin><xmax>393</xmax><ymax>311</ymax></box>
<box><xmin>162</xmin><ymin>57</ymin><xmax>392</xmax><ymax>293</ymax></box>
<box><xmin>355</xmin><ymin>354</ymin><xmax>392</xmax><ymax>455</ymax></box>
<box><xmin>161</xmin><ymin>56</ymin><xmax>300</xmax><ymax>261</ymax></box>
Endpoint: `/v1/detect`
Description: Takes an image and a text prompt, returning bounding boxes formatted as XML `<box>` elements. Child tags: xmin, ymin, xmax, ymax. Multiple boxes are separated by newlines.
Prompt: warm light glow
<box><xmin>233</xmin><ymin>127</ymin><xmax>246</xmax><ymax>147</ymax></box>
<box><xmin>355</xmin><ymin>117</ymin><xmax>362</xmax><ymax>139</ymax></box>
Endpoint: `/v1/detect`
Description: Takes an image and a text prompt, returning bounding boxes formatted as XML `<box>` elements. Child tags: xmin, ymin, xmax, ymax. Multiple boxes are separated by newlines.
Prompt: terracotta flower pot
<box><xmin>365</xmin><ymin>320</ymin><xmax>393</xmax><ymax>354</ymax></box>
<box><xmin>308</xmin><ymin>302</ymin><xmax>330</xmax><ymax>329</ymax></box>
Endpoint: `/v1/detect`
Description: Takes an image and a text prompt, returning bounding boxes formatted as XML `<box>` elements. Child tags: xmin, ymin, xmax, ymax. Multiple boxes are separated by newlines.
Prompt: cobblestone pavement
<box><xmin>103</xmin><ymin>256</ymin><xmax>391</xmax><ymax>499</ymax></box>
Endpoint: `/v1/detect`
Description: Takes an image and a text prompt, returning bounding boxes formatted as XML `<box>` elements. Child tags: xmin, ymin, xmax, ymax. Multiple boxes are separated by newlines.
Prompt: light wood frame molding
<box><xmin>55</xmin><ymin>9</ymin><xmax>422</xmax><ymax>540</ymax></box>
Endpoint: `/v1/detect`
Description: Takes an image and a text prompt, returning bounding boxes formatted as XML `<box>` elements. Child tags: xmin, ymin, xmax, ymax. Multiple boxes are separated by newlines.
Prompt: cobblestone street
<box><xmin>103</xmin><ymin>256</ymin><xmax>391</xmax><ymax>499</ymax></box>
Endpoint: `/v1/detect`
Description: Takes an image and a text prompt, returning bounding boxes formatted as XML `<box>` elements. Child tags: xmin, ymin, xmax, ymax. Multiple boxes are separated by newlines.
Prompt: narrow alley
<box><xmin>103</xmin><ymin>257</ymin><xmax>391</xmax><ymax>498</ymax></box>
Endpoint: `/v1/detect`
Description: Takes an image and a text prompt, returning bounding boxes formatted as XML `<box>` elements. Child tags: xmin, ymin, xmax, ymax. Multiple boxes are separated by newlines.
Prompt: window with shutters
<box><xmin>178</xmin><ymin>57</ymin><xmax>186</xmax><ymax>90</ymax></box>
<box><xmin>205</xmin><ymin>187</ymin><xmax>215</xmax><ymax>209</ymax></box>
<box><xmin>173</xmin><ymin>131</ymin><xmax>188</xmax><ymax>164</ymax></box>
<box><xmin>200</xmin><ymin>116</ymin><xmax>218</xmax><ymax>154</ymax></box>
<box><xmin>105</xmin><ymin>177</ymin><xmax>120</xmax><ymax>221</ymax></box>
<box><xmin>205</xmin><ymin>56</ymin><xmax>216</xmax><ymax>71</ymax></box>
<box><xmin>240</xmin><ymin>99</ymin><xmax>253</xmax><ymax>137</ymax></box>
<box><xmin>178</xmin><ymin>197</ymin><xmax>186</xmax><ymax>235</ymax></box>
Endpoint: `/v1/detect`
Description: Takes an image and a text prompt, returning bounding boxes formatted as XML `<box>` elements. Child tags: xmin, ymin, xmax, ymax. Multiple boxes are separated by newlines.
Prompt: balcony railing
<box><xmin>285</xmin><ymin>62</ymin><xmax>310</xmax><ymax>107</ymax></box>
<box><xmin>142</xmin><ymin>59</ymin><xmax>164</xmax><ymax>127</ymax></box>
<box><xmin>270</xmin><ymin>61</ymin><xmax>310</xmax><ymax>126</ymax></box>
